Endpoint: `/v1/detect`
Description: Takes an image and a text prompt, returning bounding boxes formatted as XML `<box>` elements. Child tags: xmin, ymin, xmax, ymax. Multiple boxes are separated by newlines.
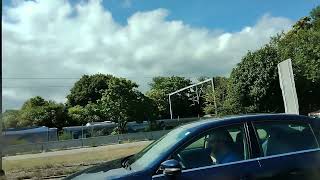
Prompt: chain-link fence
<box><xmin>3</xmin><ymin>130</ymin><xmax>170</xmax><ymax>155</ymax></box>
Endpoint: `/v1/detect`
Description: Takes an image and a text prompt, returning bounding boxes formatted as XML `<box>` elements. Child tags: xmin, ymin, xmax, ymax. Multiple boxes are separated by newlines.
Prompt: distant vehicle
<box><xmin>65</xmin><ymin>114</ymin><xmax>320</xmax><ymax>180</ymax></box>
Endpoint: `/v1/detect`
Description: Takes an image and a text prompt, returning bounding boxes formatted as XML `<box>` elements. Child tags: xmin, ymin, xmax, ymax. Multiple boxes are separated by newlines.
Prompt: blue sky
<box><xmin>4</xmin><ymin>0</ymin><xmax>319</xmax><ymax>31</ymax></box>
<box><xmin>103</xmin><ymin>0</ymin><xmax>318</xmax><ymax>31</ymax></box>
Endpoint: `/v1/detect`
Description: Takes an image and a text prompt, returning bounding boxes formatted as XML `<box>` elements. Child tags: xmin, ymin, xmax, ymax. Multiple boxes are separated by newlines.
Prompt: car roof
<box><xmin>180</xmin><ymin>113</ymin><xmax>311</xmax><ymax>132</ymax></box>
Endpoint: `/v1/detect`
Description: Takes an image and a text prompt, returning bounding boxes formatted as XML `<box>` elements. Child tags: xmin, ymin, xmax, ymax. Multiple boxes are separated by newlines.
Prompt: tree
<box><xmin>66</xmin><ymin>74</ymin><xmax>114</xmax><ymax>107</ymax></box>
<box><xmin>97</xmin><ymin>77</ymin><xmax>151</xmax><ymax>134</ymax></box>
<box><xmin>146</xmin><ymin>76</ymin><xmax>195</xmax><ymax>119</ymax></box>
<box><xmin>67</xmin><ymin>105</ymin><xmax>88</xmax><ymax>126</ymax></box>
<box><xmin>2</xmin><ymin>110</ymin><xmax>21</xmax><ymax>128</ymax></box>
<box><xmin>225</xmin><ymin>6</ymin><xmax>320</xmax><ymax>115</ymax></box>
<box><xmin>276</xmin><ymin>8</ymin><xmax>320</xmax><ymax>114</ymax></box>
<box><xmin>19</xmin><ymin>96</ymin><xmax>68</xmax><ymax>129</ymax></box>
<box><xmin>310</xmin><ymin>6</ymin><xmax>320</xmax><ymax>30</ymax></box>
<box><xmin>226</xmin><ymin>45</ymin><xmax>284</xmax><ymax>114</ymax></box>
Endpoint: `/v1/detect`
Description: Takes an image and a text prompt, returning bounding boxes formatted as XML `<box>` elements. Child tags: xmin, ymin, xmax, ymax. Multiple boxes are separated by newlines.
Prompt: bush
<box><xmin>59</xmin><ymin>132</ymin><xmax>72</xmax><ymax>140</ymax></box>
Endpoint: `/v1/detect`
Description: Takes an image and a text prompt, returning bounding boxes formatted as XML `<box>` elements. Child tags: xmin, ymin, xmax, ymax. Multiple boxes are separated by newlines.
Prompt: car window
<box><xmin>172</xmin><ymin>124</ymin><xmax>247</xmax><ymax>170</ymax></box>
<box><xmin>184</xmin><ymin>137</ymin><xmax>205</xmax><ymax>150</ymax></box>
<box><xmin>129</xmin><ymin>127</ymin><xmax>191</xmax><ymax>170</ymax></box>
<box><xmin>253</xmin><ymin>121</ymin><xmax>319</xmax><ymax>157</ymax></box>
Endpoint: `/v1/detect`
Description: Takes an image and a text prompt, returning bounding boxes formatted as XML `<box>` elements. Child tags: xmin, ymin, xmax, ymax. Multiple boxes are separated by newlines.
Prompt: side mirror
<box><xmin>159</xmin><ymin>159</ymin><xmax>182</xmax><ymax>176</ymax></box>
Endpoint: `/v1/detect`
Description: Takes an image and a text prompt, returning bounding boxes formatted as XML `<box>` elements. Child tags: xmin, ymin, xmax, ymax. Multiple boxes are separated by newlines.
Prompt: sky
<box><xmin>2</xmin><ymin>0</ymin><xmax>319</xmax><ymax>110</ymax></box>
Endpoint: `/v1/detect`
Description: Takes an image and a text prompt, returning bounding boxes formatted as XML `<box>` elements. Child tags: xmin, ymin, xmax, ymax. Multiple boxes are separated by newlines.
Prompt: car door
<box><xmin>251</xmin><ymin>120</ymin><xmax>320</xmax><ymax>180</ymax></box>
<box><xmin>153</xmin><ymin>123</ymin><xmax>261</xmax><ymax>180</ymax></box>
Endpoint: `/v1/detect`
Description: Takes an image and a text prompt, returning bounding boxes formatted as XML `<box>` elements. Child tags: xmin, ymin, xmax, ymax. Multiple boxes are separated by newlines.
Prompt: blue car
<box><xmin>66</xmin><ymin>114</ymin><xmax>320</xmax><ymax>180</ymax></box>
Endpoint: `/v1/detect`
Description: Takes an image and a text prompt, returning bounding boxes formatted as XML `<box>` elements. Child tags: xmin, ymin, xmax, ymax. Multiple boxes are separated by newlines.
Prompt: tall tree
<box><xmin>97</xmin><ymin>78</ymin><xmax>147</xmax><ymax>133</ymax></box>
<box><xmin>276</xmin><ymin>8</ymin><xmax>320</xmax><ymax>114</ymax></box>
<box><xmin>66</xmin><ymin>74</ymin><xmax>114</xmax><ymax>107</ymax></box>
<box><xmin>226</xmin><ymin>45</ymin><xmax>284</xmax><ymax>114</ymax></box>
<box><xmin>225</xmin><ymin>6</ymin><xmax>320</xmax><ymax>115</ymax></box>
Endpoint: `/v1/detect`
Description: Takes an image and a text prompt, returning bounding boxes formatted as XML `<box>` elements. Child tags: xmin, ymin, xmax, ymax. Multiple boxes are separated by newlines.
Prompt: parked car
<box><xmin>65</xmin><ymin>114</ymin><xmax>320</xmax><ymax>180</ymax></box>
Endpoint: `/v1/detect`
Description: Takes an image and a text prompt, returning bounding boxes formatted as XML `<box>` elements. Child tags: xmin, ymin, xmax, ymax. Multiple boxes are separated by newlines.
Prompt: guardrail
<box><xmin>3</xmin><ymin>130</ymin><xmax>170</xmax><ymax>156</ymax></box>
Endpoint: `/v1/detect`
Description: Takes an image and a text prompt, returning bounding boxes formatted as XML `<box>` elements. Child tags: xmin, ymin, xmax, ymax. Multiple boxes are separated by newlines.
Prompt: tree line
<box><xmin>3</xmin><ymin>6</ymin><xmax>320</xmax><ymax>133</ymax></box>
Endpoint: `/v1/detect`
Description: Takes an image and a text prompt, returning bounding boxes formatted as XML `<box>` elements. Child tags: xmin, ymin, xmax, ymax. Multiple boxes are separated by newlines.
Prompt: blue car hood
<box><xmin>69</xmin><ymin>167</ymin><xmax>132</xmax><ymax>180</ymax></box>
<box><xmin>64</xmin><ymin>159</ymin><xmax>141</xmax><ymax>180</ymax></box>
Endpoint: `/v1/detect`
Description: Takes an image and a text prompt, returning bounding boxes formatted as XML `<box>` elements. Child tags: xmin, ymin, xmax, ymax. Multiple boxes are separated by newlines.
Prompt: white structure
<box><xmin>168</xmin><ymin>78</ymin><xmax>217</xmax><ymax>119</ymax></box>
<box><xmin>278</xmin><ymin>59</ymin><xmax>299</xmax><ymax>114</ymax></box>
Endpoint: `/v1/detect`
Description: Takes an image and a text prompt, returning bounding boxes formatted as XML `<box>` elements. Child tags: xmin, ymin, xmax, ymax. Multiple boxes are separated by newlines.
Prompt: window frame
<box><xmin>154</xmin><ymin>122</ymin><xmax>252</xmax><ymax>175</ymax></box>
<box><xmin>251</xmin><ymin>119</ymin><xmax>320</xmax><ymax>158</ymax></box>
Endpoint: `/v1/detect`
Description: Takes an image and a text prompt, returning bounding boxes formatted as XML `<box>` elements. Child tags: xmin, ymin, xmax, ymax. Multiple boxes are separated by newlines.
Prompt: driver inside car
<box><xmin>207</xmin><ymin>129</ymin><xmax>241</xmax><ymax>164</ymax></box>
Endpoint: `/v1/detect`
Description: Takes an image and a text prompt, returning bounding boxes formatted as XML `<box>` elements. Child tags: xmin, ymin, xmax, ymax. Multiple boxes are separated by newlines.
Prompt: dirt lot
<box><xmin>2</xmin><ymin>141</ymin><xmax>150</xmax><ymax>180</ymax></box>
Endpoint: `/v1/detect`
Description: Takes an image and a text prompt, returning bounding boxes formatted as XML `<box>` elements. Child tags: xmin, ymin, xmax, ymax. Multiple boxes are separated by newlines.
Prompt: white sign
<box><xmin>278</xmin><ymin>59</ymin><xmax>299</xmax><ymax>114</ymax></box>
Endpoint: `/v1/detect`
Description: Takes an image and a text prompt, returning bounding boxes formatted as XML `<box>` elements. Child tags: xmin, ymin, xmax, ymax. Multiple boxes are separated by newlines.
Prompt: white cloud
<box><xmin>2</xmin><ymin>0</ymin><xmax>293</xmax><ymax>110</ymax></box>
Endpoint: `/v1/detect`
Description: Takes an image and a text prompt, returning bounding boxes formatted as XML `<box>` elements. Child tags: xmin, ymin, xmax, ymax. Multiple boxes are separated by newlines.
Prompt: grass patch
<box><xmin>3</xmin><ymin>142</ymin><xmax>149</xmax><ymax>179</ymax></box>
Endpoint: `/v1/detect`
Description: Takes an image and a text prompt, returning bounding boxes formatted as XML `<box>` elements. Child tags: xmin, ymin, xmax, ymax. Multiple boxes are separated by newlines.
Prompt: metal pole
<box><xmin>169</xmin><ymin>95</ymin><xmax>173</xmax><ymax>119</ymax></box>
<box><xmin>211</xmin><ymin>78</ymin><xmax>218</xmax><ymax>116</ymax></box>
<box><xmin>81</xmin><ymin>125</ymin><xmax>84</xmax><ymax>147</ymax></box>
<box><xmin>81</xmin><ymin>125</ymin><xmax>84</xmax><ymax>139</ymax></box>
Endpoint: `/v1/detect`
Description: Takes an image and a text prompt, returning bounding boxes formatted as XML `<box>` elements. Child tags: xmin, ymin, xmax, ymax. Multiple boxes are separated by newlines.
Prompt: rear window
<box><xmin>253</xmin><ymin>121</ymin><xmax>319</xmax><ymax>156</ymax></box>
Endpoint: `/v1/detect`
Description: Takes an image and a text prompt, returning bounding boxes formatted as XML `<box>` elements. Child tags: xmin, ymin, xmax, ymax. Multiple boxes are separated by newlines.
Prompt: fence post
<box><xmin>81</xmin><ymin>125</ymin><xmax>84</xmax><ymax>147</ymax></box>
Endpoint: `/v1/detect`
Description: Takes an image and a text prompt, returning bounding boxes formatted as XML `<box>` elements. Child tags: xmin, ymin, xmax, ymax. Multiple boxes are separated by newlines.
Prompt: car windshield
<box><xmin>128</xmin><ymin>127</ymin><xmax>191</xmax><ymax>170</ymax></box>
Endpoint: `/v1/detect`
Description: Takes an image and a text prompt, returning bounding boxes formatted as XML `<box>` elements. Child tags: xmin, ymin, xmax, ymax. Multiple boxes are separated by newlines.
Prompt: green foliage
<box><xmin>225</xmin><ymin>6</ymin><xmax>320</xmax><ymax>115</ymax></box>
<box><xmin>3</xmin><ymin>110</ymin><xmax>21</xmax><ymax>128</ymax></box>
<box><xmin>311</xmin><ymin>6</ymin><xmax>320</xmax><ymax>30</ymax></box>
<box><xmin>97</xmin><ymin>77</ymin><xmax>152</xmax><ymax>134</ymax></box>
<box><xmin>66</xmin><ymin>74</ymin><xmax>114</xmax><ymax>107</ymax></box>
<box><xmin>226</xmin><ymin>45</ymin><xmax>284</xmax><ymax>114</ymax></box>
<box><xmin>146</xmin><ymin>76</ymin><xmax>195</xmax><ymax>119</ymax></box>
<box><xmin>67</xmin><ymin>105</ymin><xmax>88</xmax><ymax>125</ymax></box>
<box><xmin>59</xmin><ymin>132</ymin><xmax>72</xmax><ymax>140</ymax></box>
<box><xmin>276</xmin><ymin>13</ymin><xmax>320</xmax><ymax>114</ymax></box>
<box><xmin>17</xmin><ymin>96</ymin><xmax>68</xmax><ymax>129</ymax></box>
<box><xmin>203</xmin><ymin>77</ymin><xmax>229</xmax><ymax>115</ymax></box>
